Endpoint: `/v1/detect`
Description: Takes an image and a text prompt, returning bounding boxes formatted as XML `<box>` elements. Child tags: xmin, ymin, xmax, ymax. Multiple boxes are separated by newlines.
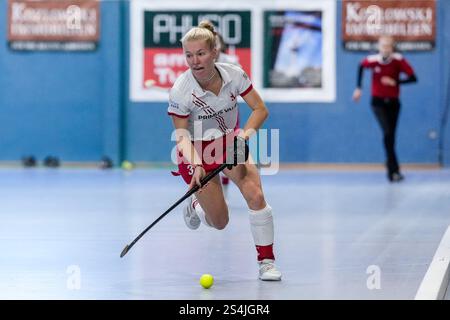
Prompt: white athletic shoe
<box><xmin>258</xmin><ymin>259</ymin><xmax>282</xmax><ymax>281</ymax></box>
<box><xmin>183</xmin><ymin>196</ymin><xmax>201</xmax><ymax>230</ymax></box>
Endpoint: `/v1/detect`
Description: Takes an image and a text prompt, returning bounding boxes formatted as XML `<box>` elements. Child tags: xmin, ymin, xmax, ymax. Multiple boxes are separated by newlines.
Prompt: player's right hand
<box><xmin>189</xmin><ymin>165</ymin><xmax>206</xmax><ymax>190</ymax></box>
<box><xmin>352</xmin><ymin>88</ymin><xmax>362</xmax><ymax>102</ymax></box>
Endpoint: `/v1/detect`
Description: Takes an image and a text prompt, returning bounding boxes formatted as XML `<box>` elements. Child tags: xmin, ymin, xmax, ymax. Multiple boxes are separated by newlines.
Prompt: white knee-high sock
<box><xmin>192</xmin><ymin>197</ymin><xmax>212</xmax><ymax>228</ymax></box>
<box><xmin>248</xmin><ymin>204</ymin><xmax>275</xmax><ymax>261</ymax></box>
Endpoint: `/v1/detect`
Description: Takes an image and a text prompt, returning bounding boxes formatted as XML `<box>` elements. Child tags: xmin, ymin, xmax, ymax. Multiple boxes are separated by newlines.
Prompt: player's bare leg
<box><xmin>191</xmin><ymin>175</ymin><xmax>229</xmax><ymax>230</ymax></box>
<box><xmin>224</xmin><ymin>160</ymin><xmax>282</xmax><ymax>280</ymax></box>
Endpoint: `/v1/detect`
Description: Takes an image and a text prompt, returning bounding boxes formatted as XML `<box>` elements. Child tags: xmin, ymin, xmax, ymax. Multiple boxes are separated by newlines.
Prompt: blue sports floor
<box><xmin>0</xmin><ymin>168</ymin><xmax>449</xmax><ymax>299</ymax></box>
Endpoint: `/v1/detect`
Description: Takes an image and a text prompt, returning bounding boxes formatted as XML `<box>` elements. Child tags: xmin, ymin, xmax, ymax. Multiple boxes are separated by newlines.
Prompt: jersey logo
<box><xmin>191</xmin><ymin>93</ymin><xmax>229</xmax><ymax>134</ymax></box>
<box><xmin>230</xmin><ymin>93</ymin><xmax>236</xmax><ymax>101</ymax></box>
<box><xmin>169</xmin><ymin>99</ymin><xmax>179</xmax><ymax>110</ymax></box>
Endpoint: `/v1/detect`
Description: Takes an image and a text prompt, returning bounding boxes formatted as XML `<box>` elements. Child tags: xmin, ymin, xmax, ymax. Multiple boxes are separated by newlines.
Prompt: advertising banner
<box><xmin>130</xmin><ymin>0</ymin><xmax>335</xmax><ymax>103</ymax></box>
<box><xmin>8</xmin><ymin>0</ymin><xmax>100</xmax><ymax>51</ymax></box>
<box><xmin>342</xmin><ymin>0</ymin><xmax>436</xmax><ymax>51</ymax></box>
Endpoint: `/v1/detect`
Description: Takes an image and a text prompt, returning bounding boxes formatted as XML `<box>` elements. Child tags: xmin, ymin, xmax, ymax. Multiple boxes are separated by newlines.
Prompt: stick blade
<box><xmin>120</xmin><ymin>245</ymin><xmax>129</xmax><ymax>258</ymax></box>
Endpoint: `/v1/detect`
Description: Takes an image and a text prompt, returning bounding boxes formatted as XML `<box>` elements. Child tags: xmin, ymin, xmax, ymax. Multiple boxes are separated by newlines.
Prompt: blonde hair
<box><xmin>181</xmin><ymin>20</ymin><xmax>217</xmax><ymax>50</ymax></box>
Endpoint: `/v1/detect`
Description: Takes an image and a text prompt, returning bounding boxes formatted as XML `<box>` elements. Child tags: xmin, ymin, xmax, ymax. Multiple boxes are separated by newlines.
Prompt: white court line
<box><xmin>415</xmin><ymin>225</ymin><xmax>450</xmax><ymax>300</ymax></box>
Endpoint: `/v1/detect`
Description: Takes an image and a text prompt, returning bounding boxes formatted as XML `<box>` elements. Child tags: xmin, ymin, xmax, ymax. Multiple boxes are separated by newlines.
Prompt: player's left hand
<box><xmin>381</xmin><ymin>76</ymin><xmax>397</xmax><ymax>87</ymax></box>
<box><xmin>226</xmin><ymin>136</ymin><xmax>249</xmax><ymax>169</ymax></box>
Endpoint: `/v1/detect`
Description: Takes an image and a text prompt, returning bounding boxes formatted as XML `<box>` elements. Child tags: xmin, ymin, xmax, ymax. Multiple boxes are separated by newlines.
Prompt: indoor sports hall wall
<box><xmin>441</xmin><ymin>0</ymin><xmax>450</xmax><ymax>167</ymax></box>
<box><xmin>0</xmin><ymin>1</ymin><xmax>124</xmax><ymax>162</ymax></box>
<box><xmin>0</xmin><ymin>1</ymin><xmax>449</xmax><ymax>167</ymax></box>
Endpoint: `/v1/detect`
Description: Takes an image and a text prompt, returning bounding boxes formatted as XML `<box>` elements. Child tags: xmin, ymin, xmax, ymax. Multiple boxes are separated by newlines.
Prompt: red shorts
<box><xmin>172</xmin><ymin>132</ymin><xmax>235</xmax><ymax>184</ymax></box>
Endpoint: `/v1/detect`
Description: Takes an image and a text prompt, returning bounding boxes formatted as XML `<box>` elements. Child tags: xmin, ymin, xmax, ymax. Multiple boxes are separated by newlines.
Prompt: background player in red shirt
<box><xmin>352</xmin><ymin>36</ymin><xmax>418</xmax><ymax>182</ymax></box>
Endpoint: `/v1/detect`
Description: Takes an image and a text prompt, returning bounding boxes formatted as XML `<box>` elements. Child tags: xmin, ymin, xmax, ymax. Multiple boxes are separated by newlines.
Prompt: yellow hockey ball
<box><xmin>199</xmin><ymin>274</ymin><xmax>214</xmax><ymax>289</ymax></box>
<box><xmin>121</xmin><ymin>160</ymin><xmax>133</xmax><ymax>170</ymax></box>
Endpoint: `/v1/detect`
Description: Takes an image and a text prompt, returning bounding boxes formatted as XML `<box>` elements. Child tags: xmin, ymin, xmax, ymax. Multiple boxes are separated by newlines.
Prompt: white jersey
<box><xmin>168</xmin><ymin>63</ymin><xmax>253</xmax><ymax>141</ymax></box>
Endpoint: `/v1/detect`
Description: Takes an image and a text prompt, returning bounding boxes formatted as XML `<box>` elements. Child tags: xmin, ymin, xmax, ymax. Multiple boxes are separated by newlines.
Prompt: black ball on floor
<box><xmin>100</xmin><ymin>156</ymin><xmax>113</xmax><ymax>169</ymax></box>
<box><xmin>52</xmin><ymin>157</ymin><xmax>60</xmax><ymax>167</ymax></box>
<box><xmin>44</xmin><ymin>156</ymin><xmax>60</xmax><ymax>168</ymax></box>
<box><xmin>22</xmin><ymin>156</ymin><xmax>36</xmax><ymax>167</ymax></box>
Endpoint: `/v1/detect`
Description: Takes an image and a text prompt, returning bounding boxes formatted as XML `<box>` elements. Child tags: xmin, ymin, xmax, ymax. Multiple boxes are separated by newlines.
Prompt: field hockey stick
<box><xmin>120</xmin><ymin>163</ymin><xmax>228</xmax><ymax>258</ymax></box>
